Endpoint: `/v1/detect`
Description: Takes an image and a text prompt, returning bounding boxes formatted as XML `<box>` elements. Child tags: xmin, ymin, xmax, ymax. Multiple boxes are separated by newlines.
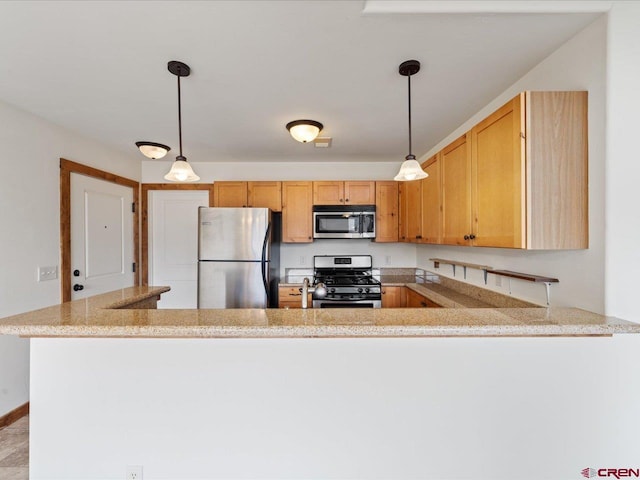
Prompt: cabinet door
<box><xmin>213</xmin><ymin>182</ymin><xmax>247</xmax><ymax>207</ymax></box>
<box><xmin>471</xmin><ymin>94</ymin><xmax>525</xmax><ymax>248</ymax></box>
<box><xmin>441</xmin><ymin>134</ymin><xmax>472</xmax><ymax>246</ymax></box>
<box><xmin>398</xmin><ymin>181</ymin><xmax>422</xmax><ymax>242</ymax></box>
<box><xmin>248</xmin><ymin>181</ymin><xmax>282</xmax><ymax>212</ymax></box>
<box><xmin>282</xmin><ymin>181</ymin><xmax>313</xmax><ymax>243</ymax></box>
<box><xmin>313</xmin><ymin>181</ymin><xmax>344</xmax><ymax>205</ymax></box>
<box><xmin>420</xmin><ymin>155</ymin><xmax>441</xmax><ymax>244</ymax></box>
<box><xmin>278</xmin><ymin>286</ymin><xmax>311</xmax><ymax>308</ymax></box>
<box><xmin>405</xmin><ymin>288</ymin><xmax>441</xmax><ymax>308</ymax></box>
<box><xmin>374</xmin><ymin>181</ymin><xmax>398</xmax><ymax>243</ymax></box>
<box><xmin>381</xmin><ymin>286</ymin><xmax>406</xmax><ymax>307</ymax></box>
<box><xmin>344</xmin><ymin>181</ymin><xmax>376</xmax><ymax>205</ymax></box>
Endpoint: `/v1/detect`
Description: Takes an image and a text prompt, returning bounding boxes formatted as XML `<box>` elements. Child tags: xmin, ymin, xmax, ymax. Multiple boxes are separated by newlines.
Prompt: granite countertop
<box><xmin>0</xmin><ymin>285</ymin><xmax>639</xmax><ymax>338</ymax></box>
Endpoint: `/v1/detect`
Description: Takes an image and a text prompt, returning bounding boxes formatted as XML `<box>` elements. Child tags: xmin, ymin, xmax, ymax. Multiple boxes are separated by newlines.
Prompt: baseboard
<box><xmin>0</xmin><ymin>402</ymin><xmax>29</xmax><ymax>429</ymax></box>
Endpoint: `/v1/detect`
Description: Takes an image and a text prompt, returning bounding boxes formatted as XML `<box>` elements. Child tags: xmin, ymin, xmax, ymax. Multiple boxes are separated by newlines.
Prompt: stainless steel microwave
<box><xmin>313</xmin><ymin>205</ymin><xmax>376</xmax><ymax>239</ymax></box>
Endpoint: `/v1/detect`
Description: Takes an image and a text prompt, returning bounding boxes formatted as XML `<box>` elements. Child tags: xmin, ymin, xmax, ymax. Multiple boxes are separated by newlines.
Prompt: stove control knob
<box><xmin>330</xmin><ymin>288</ymin><xmax>336</xmax><ymax>293</ymax></box>
<box><xmin>358</xmin><ymin>287</ymin><xmax>363</xmax><ymax>293</ymax></box>
<box><xmin>365</xmin><ymin>288</ymin><xmax>370</xmax><ymax>293</ymax></box>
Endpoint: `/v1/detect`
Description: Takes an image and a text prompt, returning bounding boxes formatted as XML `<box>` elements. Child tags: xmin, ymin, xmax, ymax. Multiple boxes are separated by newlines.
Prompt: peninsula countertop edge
<box><xmin>0</xmin><ymin>286</ymin><xmax>639</xmax><ymax>338</ymax></box>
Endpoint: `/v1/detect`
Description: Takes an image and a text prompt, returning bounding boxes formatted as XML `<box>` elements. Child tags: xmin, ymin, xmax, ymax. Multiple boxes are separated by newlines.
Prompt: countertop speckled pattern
<box><xmin>0</xmin><ymin>285</ymin><xmax>639</xmax><ymax>338</ymax></box>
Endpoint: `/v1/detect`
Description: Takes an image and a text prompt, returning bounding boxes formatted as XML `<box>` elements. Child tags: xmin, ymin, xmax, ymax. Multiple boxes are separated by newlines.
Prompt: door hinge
<box><xmin>132</xmin><ymin>202</ymin><xmax>136</xmax><ymax>213</ymax></box>
<box><xmin>132</xmin><ymin>262</ymin><xmax>136</xmax><ymax>273</ymax></box>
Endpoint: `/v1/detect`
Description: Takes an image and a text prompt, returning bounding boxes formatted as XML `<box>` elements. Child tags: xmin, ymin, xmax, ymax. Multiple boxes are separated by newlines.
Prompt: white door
<box><xmin>149</xmin><ymin>190</ymin><xmax>209</xmax><ymax>308</ymax></box>
<box><xmin>70</xmin><ymin>173</ymin><xmax>135</xmax><ymax>300</ymax></box>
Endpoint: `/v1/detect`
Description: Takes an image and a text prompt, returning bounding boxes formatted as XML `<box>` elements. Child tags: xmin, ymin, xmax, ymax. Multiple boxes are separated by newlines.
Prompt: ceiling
<box><xmin>0</xmin><ymin>1</ymin><xmax>600</xmax><ymax>163</ymax></box>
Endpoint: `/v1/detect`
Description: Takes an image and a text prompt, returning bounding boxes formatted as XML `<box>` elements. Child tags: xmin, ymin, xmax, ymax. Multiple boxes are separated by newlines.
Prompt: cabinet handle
<box><xmin>469</xmin><ymin>234</ymin><xmax>476</xmax><ymax>240</ymax></box>
<box><xmin>464</xmin><ymin>235</ymin><xmax>470</xmax><ymax>240</ymax></box>
<box><xmin>415</xmin><ymin>235</ymin><xmax>422</xmax><ymax>239</ymax></box>
<box><xmin>345</xmin><ymin>198</ymin><xmax>349</xmax><ymax>202</ymax></box>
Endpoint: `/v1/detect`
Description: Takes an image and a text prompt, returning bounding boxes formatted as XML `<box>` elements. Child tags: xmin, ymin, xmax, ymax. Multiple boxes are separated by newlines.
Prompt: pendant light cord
<box><xmin>177</xmin><ymin>72</ymin><xmax>183</xmax><ymax>158</ymax></box>
<box><xmin>407</xmin><ymin>72</ymin><xmax>413</xmax><ymax>158</ymax></box>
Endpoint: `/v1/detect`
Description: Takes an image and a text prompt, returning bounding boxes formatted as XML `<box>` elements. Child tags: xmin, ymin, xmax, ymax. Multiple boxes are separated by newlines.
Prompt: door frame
<box><xmin>141</xmin><ymin>184</ymin><xmax>214</xmax><ymax>286</ymax></box>
<box><xmin>60</xmin><ymin>158</ymin><xmax>140</xmax><ymax>302</ymax></box>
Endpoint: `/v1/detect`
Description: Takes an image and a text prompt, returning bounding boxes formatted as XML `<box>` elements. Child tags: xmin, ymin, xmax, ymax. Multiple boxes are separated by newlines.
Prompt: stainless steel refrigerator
<box><xmin>197</xmin><ymin>207</ymin><xmax>280</xmax><ymax>308</ymax></box>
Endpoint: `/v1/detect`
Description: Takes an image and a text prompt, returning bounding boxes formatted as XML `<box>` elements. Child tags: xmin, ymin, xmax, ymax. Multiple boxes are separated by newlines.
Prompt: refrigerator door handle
<box><xmin>261</xmin><ymin>222</ymin><xmax>272</xmax><ymax>304</ymax></box>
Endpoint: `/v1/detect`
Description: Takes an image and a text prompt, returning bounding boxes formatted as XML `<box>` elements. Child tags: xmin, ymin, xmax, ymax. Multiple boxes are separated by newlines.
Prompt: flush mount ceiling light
<box><xmin>163</xmin><ymin>60</ymin><xmax>200</xmax><ymax>182</ymax></box>
<box><xmin>286</xmin><ymin>119</ymin><xmax>324</xmax><ymax>143</ymax></box>
<box><xmin>135</xmin><ymin>141</ymin><xmax>171</xmax><ymax>160</ymax></box>
<box><xmin>394</xmin><ymin>60</ymin><xmax>428</xmax><ymax>182</ymax></box>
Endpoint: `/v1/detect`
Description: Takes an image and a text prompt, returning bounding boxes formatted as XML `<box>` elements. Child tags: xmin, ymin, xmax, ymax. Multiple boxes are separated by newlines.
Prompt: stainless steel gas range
<box><xmin>312</xmin><ymin>255</ymin><xmax>382</xmax><ymax>308</ymax></box>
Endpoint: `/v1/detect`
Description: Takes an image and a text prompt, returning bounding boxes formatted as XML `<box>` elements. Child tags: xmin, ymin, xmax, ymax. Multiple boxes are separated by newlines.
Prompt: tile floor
<box><xmin>0</xmin><ymin>415</ymin><xmax>29</xmax><ymax>479</ymax></box>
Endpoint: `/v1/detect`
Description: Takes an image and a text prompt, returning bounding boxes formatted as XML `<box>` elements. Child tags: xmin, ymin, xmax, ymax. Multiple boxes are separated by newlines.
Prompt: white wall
<box><xmin>0</xmin><ymin>99</ymin><xmax>140</xmax><ymax>416</ymax></box>
<box><xmin>605</xmin><ymin>2</ymin><xmax>640</xmax><ymax>320</ymax></box>
<box><xmin>415</xmin><ymin>16</ymin><xmax>607</xmax><ymax>311</ymax></box>
<box><xmin>31</xmin><ymin>336</ymin><xmax>640</xmax><ymax>480</ymax></box>
<box><xmin>143</xmin><ymin>161</ymin><xmax>415</xmax><ymax>272</ymax></box>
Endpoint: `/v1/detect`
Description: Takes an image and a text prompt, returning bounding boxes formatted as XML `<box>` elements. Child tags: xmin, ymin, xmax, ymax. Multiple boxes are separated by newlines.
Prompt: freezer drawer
<box><xmin>198</xmin><ymin>261</ymin><xmax>267</xmax><ymax>308</ymax></box>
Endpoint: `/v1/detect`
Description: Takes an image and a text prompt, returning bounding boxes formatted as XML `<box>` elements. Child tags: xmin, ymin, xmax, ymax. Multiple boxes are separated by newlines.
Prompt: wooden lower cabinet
<box><xmin>405</xmin><ymin>288</ymin><xmax>442</xmax><ymax>308</ymax></box>
<box><xmin>278</xmin><ymin>286</ymin><xmax>312</xmax><ymax>309</ymax></box>
<box><xmin>381</xmin><ymin>286</ymin><xmax>406</xmax><ymax>308</ymax></box>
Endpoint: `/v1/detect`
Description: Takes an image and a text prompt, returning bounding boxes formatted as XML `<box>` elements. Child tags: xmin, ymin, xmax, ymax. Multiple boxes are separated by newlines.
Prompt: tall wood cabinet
<box><xmin>282</xmin><ymin>181</ymin><xmax>313</xmax><ymax>243</ymax></box>
<box><xmin>441</xmin><ymin>134</ymin><xmax>472</xmax><ymax>246</ymax></box>
<box><xmin>374</xmin><ymin>181</ymin><xmax>399</xmax><ymax>243</ymax></box>
<box><xmin>398</xmin><ymin>180</ymin><xmax>422</xmax><ymax>242</ymax></box>
<box><xmin>420</xmin><ymin>155</ymin><xmax>442</xmax><ymax>244</ymax></box>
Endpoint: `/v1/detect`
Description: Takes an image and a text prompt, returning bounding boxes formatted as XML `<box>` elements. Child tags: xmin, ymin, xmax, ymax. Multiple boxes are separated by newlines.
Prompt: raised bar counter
<box><xmin>0</xmin><ymin>285</ymin><xmax>638</xmax><ymax>337</ymax></box>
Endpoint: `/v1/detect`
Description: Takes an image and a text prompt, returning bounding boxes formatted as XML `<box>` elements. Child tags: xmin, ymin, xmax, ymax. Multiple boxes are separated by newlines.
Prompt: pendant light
<box><xmin>286</xmin><ymin>119</ymin><xmax>323</xmax><ymax>143</ymax></box>
<box><xmin>394</xmin><ymin>60</ymin><xmax>428</xmax><ymax>182</ymax></box>
<box><xmin>164</xmin><ymin>61</ymin><xmax>200</xmax><ymax>182</ymax></box>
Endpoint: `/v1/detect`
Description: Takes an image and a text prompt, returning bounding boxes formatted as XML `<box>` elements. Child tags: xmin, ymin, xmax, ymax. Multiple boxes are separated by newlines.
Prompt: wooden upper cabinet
<box><xmin>247</xmin><ymin>181</ymin><xmax>282</xmax><ymax>212</ymax></box>
<box><xmin>313</xmin><ymin>181</ymin><xmax>343</xmax><ymax>205</ymax></box>
<box><xmin>213</xmin><ymin>182</ymin><xmax>248</xmax><ymax>207</ymax></box>
<box><xmin>282</xmin><ymin>181</ymin><xmax>313</xmax><ymax>243</ymax></box>
<box><xmin>471</xmin><ymin>94</ymin><xmax>526</xmax><ymax>248</ymax></box>
<box><xmin>313</xmin><ymin>181</ymin><xmax>375</xmax><ymax>205</ymax></box>
<box><xmin>374</xmin><ymin>181</ymin><xmax>399</xmax><ymax>243</ymax></box>
<box><xmin>401</xmin><ymin>179</ymin><xmax>422</xmax><ymax>242</ymax></box>
<box><xmin>420</xmin><ymin>155</ymin><xmax>442</xmax><ymax>244</ymax></box>
<box><xmin>344</xmin><ymin>181</ymin><xmax>376</xmax><ymax>204</ymax></box>
<box><xmin>441</xmin><ymin>134</ymin><xmax>473</xmax><ymax>246</ymax></box>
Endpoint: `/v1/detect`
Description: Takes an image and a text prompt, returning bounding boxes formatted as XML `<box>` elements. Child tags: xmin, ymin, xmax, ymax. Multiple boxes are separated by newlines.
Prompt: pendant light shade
<box><xmin>135</xmin><ymin>141</ymin><xmax>170</xmax><ymax>159</ymax></box>
<box><xmin>394</xmin><ymin>157</ymin><xmax>427</xmax><ymax>181</ymax></box>
<box><xmin>394</xmin><ymin>60</ymin><xmax>428</xmax><ymax>182</ymax></box>
<box><xmin>286</xmin><ymin>120</ymin><xmax>323</xmax><ymax>143</ymax></box>
<box><xmin>164</xmin><ymin>155</ymin><xmax>200</xmax><ymax>182</ymax></box>
<box><xmin>163</xmin><ymin>60</ymin><xmax>199</xmax><ymax>182</ymax></box>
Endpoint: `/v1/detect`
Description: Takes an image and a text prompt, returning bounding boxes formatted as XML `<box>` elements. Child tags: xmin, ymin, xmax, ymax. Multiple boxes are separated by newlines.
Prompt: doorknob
<box><xmin>73</xmin><ymin>269</ymin><xmax>80</xmax><ymax>277</ymax></box>
<box><xmin>73</xmin><ymin>284</ymin><xmax>84</xmax><ymax>291</ymax></box>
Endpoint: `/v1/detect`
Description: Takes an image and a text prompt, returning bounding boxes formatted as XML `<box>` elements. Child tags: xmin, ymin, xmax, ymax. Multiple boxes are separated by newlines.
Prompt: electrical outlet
<box><xmin>385</xmin><ymin>255</ymin><xmax>392</xmax><ymax>265</ymax></box>
<box><xmin>299</xmin><ymin>256</ymin><xmax>305</xmax><ymax>265</ymax></box>
<box><xmin>38</xmin><ymin>265</ymin><xmax>58</xmax><ymax>282</ymax></box>
<box><xmin>126</xmin><ymin>465</ymin><xmax>143</xmax><ymax>480</ymax></box>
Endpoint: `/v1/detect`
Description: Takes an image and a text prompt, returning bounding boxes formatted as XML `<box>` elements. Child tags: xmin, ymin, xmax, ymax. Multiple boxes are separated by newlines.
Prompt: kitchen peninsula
<box><xmin>2</xmin><ymin>286</ymin><xmax>640</xmax><ymax>479</ymax></box>
<box><xmin>1</xmin><ymin>285</ymin><xmax>639</xmax><ymax>337</ymax></box>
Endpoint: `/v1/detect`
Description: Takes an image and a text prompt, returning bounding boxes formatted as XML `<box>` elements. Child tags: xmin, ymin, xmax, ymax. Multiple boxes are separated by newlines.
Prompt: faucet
<box><xmin>301</xmin><ymin>277</ymin><xmax>327</xmax><ymax>309</ymax></box>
